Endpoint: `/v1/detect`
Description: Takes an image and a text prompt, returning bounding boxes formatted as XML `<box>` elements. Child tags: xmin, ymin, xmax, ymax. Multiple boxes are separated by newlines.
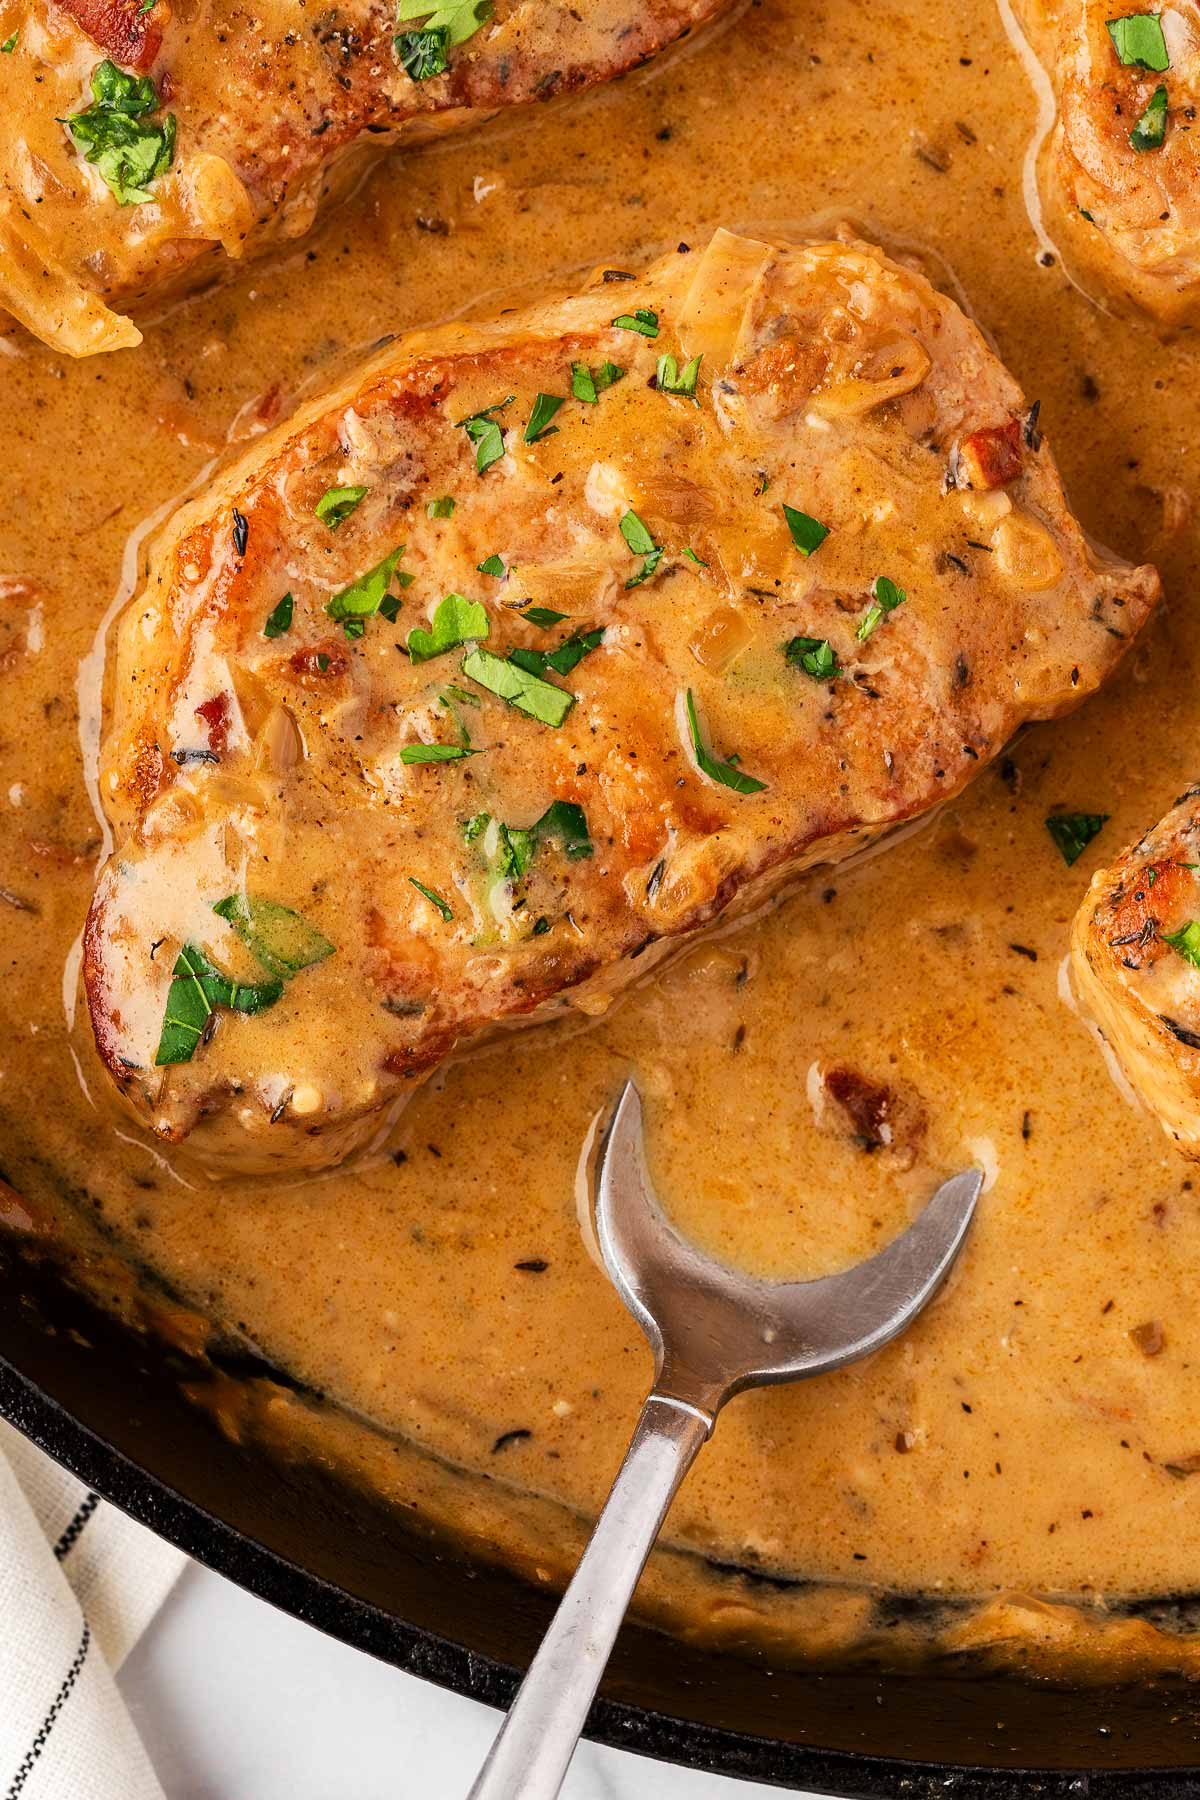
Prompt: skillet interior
<box><xmin>2</xmin><ymin>1232</ymin><xmax>1197</xmax><ymax>1799</ymax></box>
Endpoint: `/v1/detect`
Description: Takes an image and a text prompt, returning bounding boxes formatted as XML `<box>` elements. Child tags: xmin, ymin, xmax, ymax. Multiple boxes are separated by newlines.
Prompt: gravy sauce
<box><xmin>4</xmin><ymin>0</ymin><xmax>1200</xmax><ymax>1671</ymax></box>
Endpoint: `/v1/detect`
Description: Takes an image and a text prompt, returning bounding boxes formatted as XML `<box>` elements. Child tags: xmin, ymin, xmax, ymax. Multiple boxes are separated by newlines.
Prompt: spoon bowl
<box><xmin>470</xmin><ymin>1078</ymin><xmax>982</xmax><ymax>1800</ymax></box>
<box><xmin>596</xmin><ymin>1079</ymin><xmax>981</xmax><ymax>1412</ymax></box>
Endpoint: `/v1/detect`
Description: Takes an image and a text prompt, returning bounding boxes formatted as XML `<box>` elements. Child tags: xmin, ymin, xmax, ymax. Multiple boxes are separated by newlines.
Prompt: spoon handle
<box><xmin>466</xmin><ymin>1392</ymin><xmax>712</xmax><ymax>1800</ymax></box>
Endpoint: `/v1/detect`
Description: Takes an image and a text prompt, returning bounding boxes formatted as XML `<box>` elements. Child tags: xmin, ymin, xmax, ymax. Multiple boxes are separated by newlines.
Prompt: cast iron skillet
<box><xmin>1</xmin><ymin>1235</ymin><xmax>1197</xmax><ymax>1799</ymax></box>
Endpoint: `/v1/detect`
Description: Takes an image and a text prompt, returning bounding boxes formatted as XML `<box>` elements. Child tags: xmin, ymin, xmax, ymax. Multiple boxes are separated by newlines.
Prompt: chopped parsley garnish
<box><xmin>326</xmin><ymin>546</ymin><xmax>408</xmax><ymax>637</ymax></box>
<box><xmin>427</xmin><ymin>495</ymin><xmax>456</xmax><ymax>519</ymax></box>
<box><xmin>407</xmin><ymin>591</ymin><xmax>488</xmax><ymax>663</ymax></box>
<box><xmin>782</xmin><ymin>503</ymin><xmax>829</xmax><ymax>557</ymax></box>
<box><xmin>510</xmin><ymin>626</ymin><xmax>604</xmax><ymax>678</ymax></box>
<box><xmin>522</xmin><ymin>605</ymin><xmax>567</xmax><ymax>627</ymax></box>
<box><xmin>619</xmin><ymin>508</ymin><xmax>663</xmax><ymax>587</ymax></box>
<box><xmin>263</xmin><ymin>592</ymin><xmax>294</xmax><ymax>639</ymax></box>
<box><xmin>400</xmin><ymin>741</ymin><xmax>480</xmax><ymax>763</ymax></box>
<box><xmin>611</xmin><ymin>309</ymin><xmax>659</xmax><ymax>337</ymax></box>
<box><xmin>857</xmin><ymin>575</ymin><xmax>907</xmax><ymax>641</ymax></box>
<box><xmin>0</xmin><ymin>30</ymin><xmax>17</xmax><ymax>50</ymax></box>
<box><xmin>477</xmin><ymin>553</ymin><xmax>506</xmax><ymax>577</ymax></box>
<box><xmin>409</xmin><ymin>877</ymin><xmax>454</xmax><ymax>921</ymax></box>
<box><xmin>1131</xmin><ymin>83</ymin><xmax>1169</xmax><ymax>149</ymax></box>
<box><xmin>784</xmin><ymin>636</ymin><xmax>839</xmax><ymax>680</ymax></box>
<box><xmin>524</xmin><ymin>392</ymin><xmax>565</xmax><ymax>443</ymax></box>
<box><xmin>1045</xmin><ymin>812</ymin><xmax>1109</xmax><ymax>865</ymax></box>
<box><xmin>655</xmin><ymin>352</ymin><xmax>702</xmax><ymax>398</ymax></box>
<box><xmin>571</xmin><ymin>361</ymin><xmax>624</xmax><ymax>403</ymax></box>
<box><xmin>458</xmin><ymin>396</ymin><xmax>513</xmax><ymax>473</ymax></box>
<box><xmin>440</xmin><ymin>683</ymin><xmax>480</xmax><ymax>708</ymax></box>
<box><xmin>212</xmin><ymin>894</ymin><xmax>334</xmax><ymax>980</ymax></box>
<box><xmin>1106</xmin><ymin>12</ymin><xmax>1169</xmax><ymax>69</ymax></box>
<box><xmin>461</xmin><ymin>646</ymin><xmax>574</xmax><ymax>726</ymax></box>
<box><xmin>682</xmin><ymin>547</ymin><xmax>708</xmax><ymax>567</ymax></box>
<box><xmin>155</xmin><ymin>943</ymin><xmax>283</xmax><ymax>1066</ymax></box>
<box><xmin>1164</xmin><ymin>920</ymin><xmax>1200</xmax><ymax>969</ymax></box>
<box><xmin>530</xmin><ymin>799</ymin><xmax>592</xmax><ymax>859</ymax></box>
<box><xmin>63</xmin><ymin>59</ymin><xmax>177</xmax><ymax>207</ymax></box>
<box><xmin>395</xmin><ymin>25</ymin><xmax>449</xmax><ymax>78</ymax></box>
<box><xmin>316</xmin><ymin>485</ymin><xmax>368</xmax><ymax>530</ymax></box>
<box><xmin>481</xmin><ymin>800</ymin><xmax>594</xmax><ymax>883</ymax></box>
<box><xmin>394</xmin><ymin>0</ymin><xmax>491</xmax><ymax>79</ymax></box>
<box><xmin>684</xmin><ymin>689</ymin><xmax>767</xmax><ymax>795</ymax></box>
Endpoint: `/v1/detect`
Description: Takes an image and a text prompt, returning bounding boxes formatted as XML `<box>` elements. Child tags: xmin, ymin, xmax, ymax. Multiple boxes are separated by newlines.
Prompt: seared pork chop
<box><xmin>1018</xmin><ymin>0</ymin><xmax>1200</xmax><ymax>325</ymax></box>
<box><xmin>84</xmin><ymin>229</ymin><xmax>1161</xmax><ymax>1172</ymax></box>
<box><xmin>1072</xmin><ymin>788</ymin><xmax>1200</xmax><ymax>1154</ymax></box>
<box><xmin>0</xmin><ymin>0</ymin><xmax>727</xmax><ymax>357</ymax></box>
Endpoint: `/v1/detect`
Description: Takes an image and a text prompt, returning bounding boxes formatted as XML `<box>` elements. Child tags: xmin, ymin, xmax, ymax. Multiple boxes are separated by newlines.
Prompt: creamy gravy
<box><xmin>4</xmin><ymin>0</ymin><xmax>1200</xmax><ymax>1673</ymax></box>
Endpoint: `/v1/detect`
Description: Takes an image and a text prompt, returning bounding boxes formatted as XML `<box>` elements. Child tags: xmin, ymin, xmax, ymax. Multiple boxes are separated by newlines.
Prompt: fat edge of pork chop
<box><xmin>84</xmin><ymin>228</ymin><xmax>1162</xmax><ymax>1173</ymax></box>
<box><xmin>1071</xmin><ymin>786</ymin><xmax>1200</xmax><ymax>1155</ymax></box>
<box><xmin>0</xmin><ymin>0</ymin><xmax>729</xmax><ymax>358</ymax></box>
<box><xmin>1018</xmin><ymin>0</ymin><xmax>1200</xmax><ymax>326</ymax></box>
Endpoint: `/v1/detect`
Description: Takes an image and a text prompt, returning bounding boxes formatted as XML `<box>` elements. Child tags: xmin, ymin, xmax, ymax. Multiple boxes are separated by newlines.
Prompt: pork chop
<box><xmin>83</xmin><ymin>228</ymin><xmax>1162</xmax><ymax>1172</ymax></box>
<box><xmin>1018</xmin><ymin>0</ymin><xmax>1200</xmax><ymax>325</ymax></box>
<box><xmin>1071</xmin><ymin>787</ymin><xmax>1200</xmax><ymax>1154</ymax></box>
<box><xmin>0</xmin><ymin>0</ymin><xmax>729</xmax><ymax>357</ymax></box>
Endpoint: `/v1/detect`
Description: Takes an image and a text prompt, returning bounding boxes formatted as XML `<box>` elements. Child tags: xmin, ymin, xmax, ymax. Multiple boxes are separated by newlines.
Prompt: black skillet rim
<box><xmin>3</xmin><ymin>1346</ymin><xmax>1198</xmax><ymax>1800</ymax></box>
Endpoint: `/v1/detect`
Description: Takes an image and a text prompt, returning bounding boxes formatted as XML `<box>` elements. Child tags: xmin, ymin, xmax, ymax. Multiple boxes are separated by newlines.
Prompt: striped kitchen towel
<box><xmin>0</xmin><ymin>1420</ymin><xmax>182</xmax><ymax>1800</ymax></box>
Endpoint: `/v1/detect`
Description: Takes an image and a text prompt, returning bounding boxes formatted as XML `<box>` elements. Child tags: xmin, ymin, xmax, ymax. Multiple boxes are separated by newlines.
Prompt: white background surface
<box><xmin>119</xmin><ymin>1561</ymin><xmax>807</xmax><ymax>1800</ymax></box>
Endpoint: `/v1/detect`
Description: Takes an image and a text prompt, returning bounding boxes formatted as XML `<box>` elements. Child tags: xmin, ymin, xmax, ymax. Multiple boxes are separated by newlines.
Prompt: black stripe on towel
<box><xmin>52</xmin><ymin>1493</ymin><xmax>101</xmax><ymax>1562</ymax></box>
<box><xmin>5</xmin><ymin>1620</ymin><xmax>91</xmax><ymax>1800</ymax></box>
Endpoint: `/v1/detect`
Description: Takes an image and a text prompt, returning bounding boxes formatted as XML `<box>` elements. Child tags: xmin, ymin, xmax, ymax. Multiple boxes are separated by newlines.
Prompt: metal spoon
<box><xmin>468</xmin><ymin>1079</ymin><xmax>981</xmax><ymax>1800</ymax></box>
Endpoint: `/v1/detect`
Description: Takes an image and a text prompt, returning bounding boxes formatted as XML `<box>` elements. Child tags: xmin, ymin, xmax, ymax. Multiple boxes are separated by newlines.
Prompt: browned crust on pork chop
<box><xmin>1071</xmin><ymin>786</ymin><xmax>1200</xmax><ymax>1154</ymax></box>
<box><xmin>1017</xmin><ymin>0</ymin><xmax>1200</xmax><ymax>326</ymax></box>
<box><xmin>0</xmin><ymin>0</ymin><xmax>731</xmax><ymax>354</ymax></box>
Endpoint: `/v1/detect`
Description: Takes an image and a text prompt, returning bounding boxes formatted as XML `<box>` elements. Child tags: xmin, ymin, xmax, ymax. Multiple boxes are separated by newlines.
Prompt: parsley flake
<box><xmin>857</xmin><ymin>575</ymin><xmax>907</xmax><ymax>641</ymax></box>
<box><xmin>407</xmin><ymin>592</ymin><xmax>489</xmax><ymax>663</ymax></box>
<box><xmin>325</xmin><ymin>546</ymin><xmax>407</xmax><ymax>637</ymax></box>
<box><xmin>400</xmin><ymin>742</ymin><xmax>480</xmax><ymax>763</ymax></box>
<box><xmin>482</xmin><ymin>800</ymin><xmax>594</xmax><ymax>883</ymax></box>
<box><xmin>427</xmin><ymin>495</ymin><xmax>456</xmax><ymax>519</ymax></box>
<box><xmin>409</xmin><ymin>877</ymin><xmax>454</xmax><ymax>921</ymax></box>
<box><xmin>212</xmin><ymin>894</ymin><xmax>334</xmax><ymax>979</ymax></box>
<box><xmin>477</xmin><ymin>553</ymin><xmax>506</xmax><ymax>577</ymax></box>
<box><xmin>461</xmin><ymin>646</ymin><xmax>574</xmax><ymax>726</ymax></box>
<box><xmin>1164</xmin><ymin>919</ymin><xmax>1200</xmax><ymax>969</ymax></box>
<box><xmin>1106</xmin><ymin>12</ymin><xmax>1169</xmax><ymax>69</ymax></box>
<box><xmin>684</xmin><ymin>689</ymin><xmax>767</xmax><ymax>795</ymax></box>
<box><xmin>458</xmin><ymin>395</ymin><xmax>513</xmax><ymax>473</ymax></box>
<box><xmin>1045</xmin><ymin>812</ymin><xmax>1109</xmax><ymax>865</ymax></box>
<box><xmin>316</xmin><ymin>485</ymin><xmax>368</xmax><ymax>530</ymax></box>
<box><xmin>611</xmin><ymin>309</ymin><xmax>659</xmax><ymax>337</ymax></box>
<box><xmin>784</xmin><ymin>636</ymin><xmax>839</xmax><ymax>680</ymax></box>
<box><xmin>394</xmin><ymin>0</ymin><xmax>491</xmax><ymax>79</ymax></box>
<box><xmin>263</xmin><ymin>593</ymin><xmax>294</xmax><ymax>639</ymax></box>
<box><xmin>655</xmin><ymin>352</ymin><xmax>702</xmax><ymax>397</ymax></box>
<box><xmin>782</xmin><ymin>503</ymin><xmax>829</xmax><ymax>557</ymax></box>
<box><xmin>63</xmin><ymin>59</ymin><xmax>176</xmax><ymax>206</ymax></box>
<box><xmin>619</xmin><ymin>508</ymin><xmax>663</xmax><ymax>587</ymax></box>
<box><xmin>524</xmin><ymin>392</ymin><xmax>565</xmax><ymax>443</ymax></box>
<box><xmin>1131</xmin><ymin>83</ymin><xmax>1169</xmax><ymax>149</ymax></box>
<box><xmin>155</xmin><ymin>943</ymin><xmax>283</xmax><ymax>1066</ymax></box>
<box><xmin>571</xmin><ymin>360</ymin><xmax>624</xmax><ymax>403</ymax></box>
<box><xmin>510</xmin><ymin>626</ymin><xmax>604</xmax><ymax>678</ymax></box>
<box><xmin>395</xmin><ymin>25</ymin><xmax>449</xmax><ymax>78</ymax></box>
